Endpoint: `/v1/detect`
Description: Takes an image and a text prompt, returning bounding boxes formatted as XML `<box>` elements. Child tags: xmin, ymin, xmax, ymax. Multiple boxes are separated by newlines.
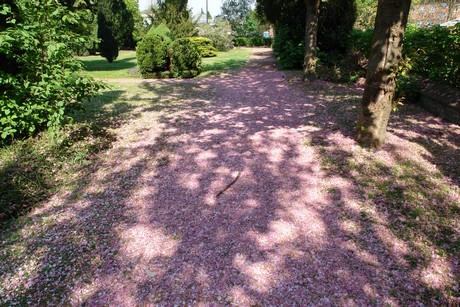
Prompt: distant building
<box><xmin>410</xmin><ymin>1</ymin><xmax>460</xmax><ymax>27</ymax></box>
<box><xmin>141</xmin><ymin>13</ymin><xmax>152</xmax><ymax>27</ymax></box>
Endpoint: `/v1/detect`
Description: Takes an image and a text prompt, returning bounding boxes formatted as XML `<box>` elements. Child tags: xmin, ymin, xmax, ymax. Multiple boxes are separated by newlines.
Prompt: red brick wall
<box><xmin>410</xmin><ymin>2</ymin><xmax>460</xmax><ymax>27</ymax></box>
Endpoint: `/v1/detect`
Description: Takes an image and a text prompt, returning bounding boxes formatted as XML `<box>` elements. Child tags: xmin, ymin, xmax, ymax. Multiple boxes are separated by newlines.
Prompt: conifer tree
<box><xmin>97</xmin><ymin>0</ymin><xmax>134</xmax><ymax>62</ymax></box>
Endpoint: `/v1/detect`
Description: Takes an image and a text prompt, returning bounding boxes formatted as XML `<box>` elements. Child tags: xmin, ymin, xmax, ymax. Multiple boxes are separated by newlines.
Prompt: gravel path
<box><xmin>2</xmin><ymin>48</ymin><xmax>458</xmax><ymax>305</ymax></box>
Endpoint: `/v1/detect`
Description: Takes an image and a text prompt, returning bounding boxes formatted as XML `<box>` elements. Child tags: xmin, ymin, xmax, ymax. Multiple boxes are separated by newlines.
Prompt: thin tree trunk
<box><xmin>356</xmin><ymin>0</ymin><xmax>411</xmax><ymax>148</ymax></box>
<box><xmin>303</xmin><ymin>0</ymin><xmax>320</xmax><ymax>81</ymax></box>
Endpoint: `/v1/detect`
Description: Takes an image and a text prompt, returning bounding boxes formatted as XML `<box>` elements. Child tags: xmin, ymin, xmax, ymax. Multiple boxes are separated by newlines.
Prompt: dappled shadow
<box><xmin>0</xmin><ymin>90</ymin><xmax>125</xmax><ymax>224</ymax></box>
<box><xmin>1</xmin><ymin>48</ymin><xmax>458</xmax><ymax>305</ymax></box>
<box><xmin>389</xmin><ymin>111</ymin><xmax>460</xmax><ymax>187</ymax></box>
<box><xmin>80</xmin><ymin>55</ymin><xmax>137</xmax><ymax>72</ymax></box>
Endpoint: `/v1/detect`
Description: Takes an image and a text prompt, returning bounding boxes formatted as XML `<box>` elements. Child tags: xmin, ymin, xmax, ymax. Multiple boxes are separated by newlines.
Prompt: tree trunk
<box><xmin>356</xmin><ymin>0</ymin><xmax>411</xmax><ymax>148</ymax></box>
<box><xmin>303</xmin><ymin>0</ymin><xmax>320</xmax><ymax>81</ymax></box>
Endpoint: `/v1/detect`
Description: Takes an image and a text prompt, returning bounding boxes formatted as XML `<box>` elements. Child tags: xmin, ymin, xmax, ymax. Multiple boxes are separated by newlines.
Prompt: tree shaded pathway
<box><xmin>1</xmin><ymin>48</ymin><xmax>459</xmax><ymax>305</ymax></box>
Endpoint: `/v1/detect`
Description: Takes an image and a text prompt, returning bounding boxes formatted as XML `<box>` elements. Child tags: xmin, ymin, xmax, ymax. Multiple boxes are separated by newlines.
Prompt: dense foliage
<box><xmin>171</xmin><ymin>38</ymin><xmax>202</xmax><ymax>78</ymax></box>
<box><xmin>221</xmin><ymin>0</ymin><xmax>255</xmax><ymax>36</ymax></box>
<box><xmin>122</xmin><ymin>0</ymin><xmax>143</xmax><ymax>48</ymax></box>
<box><xmin>233</xmin><ymin>36</ymin><xmax>269</xmax><ymax>47</ymax></box>
<box><xmin>136</xmin><ymin>33</ymin><xmax>171</xmax><ymax>78</ymax></box>
<box><xmin>354</xmin><ymin>0</ymin><xmax>377</xmax><ymax>29</ymax></box>
<box><xmin>197</xmin><ymin>19</ymin><xmax>233</xmax><ymax>51</ymax></box>
<box><xmin>317</xmin><ymin>0</ymin><xmax>356</xmax><ymax>54</ymax></box>
<box><xmin>272</xmin><ymin>25</ymin><xmax>304</xmax><ymax>69</ymax></box>
<box><xmin>349</xmin><ymin>24</ymin><xmax>460</xmax><ymax>88</ymax></box>
<box><xmin>137</xmin><ymin>25</ymin><xmax>202</xmax><ymax>78</ymax></box>
<box><xmin>257</xmin><ymin>0</ymin><xmax>356</xmax><ymax>70</ymax></box>
<box><xmin>189</xmin><ymin>37</ymin><xmax>218</xmax><ymax>57</ymax></box>
<box><xmin>151</xmin><ymin>0</ymin><xmax>197</xmax><ymax>38</ymax></box>
<box><xmin>97</xmin><ymin>0</ymin><xmax>134</xmax><ymax>62</ymax></box>
<box><xmin>404</xmin><ymin>24</ymin><xmax>460</xmax><ymax>88</ymax></box>
<box><xmin>0</xmin><ymin>0</ymin><xmax>103</xmax><ymax>142</ymax></box>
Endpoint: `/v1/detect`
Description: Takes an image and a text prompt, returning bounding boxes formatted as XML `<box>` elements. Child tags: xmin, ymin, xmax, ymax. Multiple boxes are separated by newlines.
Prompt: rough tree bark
<box><xmin>303</xmin><ymin>0</ymin><xmax>320</xmax><ymax>81</ymax></box>
<box><xmin>357</xmin><ymin>0</ymin><xmax>412</xmax><ymax>148</ymax></box>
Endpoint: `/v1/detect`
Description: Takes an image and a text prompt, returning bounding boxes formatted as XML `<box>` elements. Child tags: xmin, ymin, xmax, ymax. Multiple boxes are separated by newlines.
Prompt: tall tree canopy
<box><xmin>221</xmin><ymin>0</ymin><xmax>254</xmax><ymax>36</ymax></box>
<box><xmin>357</xmin><ymin>0</ymin><xmax>412</xmax><ymax>148</ymax></box>
<box><xmin>257</xmin><ymin>0</ymin><xmax>355</xmax><ymax>78</ymax></box>
<box><xmin>151</xmin><ymin>0</ymin><xmax>196</xmax><ymax>38</ymax></box>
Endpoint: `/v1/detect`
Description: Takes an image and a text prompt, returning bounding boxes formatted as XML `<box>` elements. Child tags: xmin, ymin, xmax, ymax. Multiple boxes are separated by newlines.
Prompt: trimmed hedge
<box><xmin>404</xmin><ymin>24</ymin><xmax>460</xmax><ymax>88</ymax></box>
<box><xmin>350</xmin><ymin>25</ymin><xmax>460</xmax><ymax>88</ymax></box>
<box><xmin>233</xmin><ymin>36</ymin><xmax>270</xmax><ymax>47</ymax></box>
<box><xmin>136</xmin><ymin>33</ymin><xmax>171</xmax><ymax>78</ymax></box>
<box><xmin>171</xmin><ymin>38</ymin><xmax>202</xmax><ymax>78</ymax></box>
<box><xmin>189</xmin><ymin>37</ymin><xmax>218</xmax><ymax>58</ymax></box>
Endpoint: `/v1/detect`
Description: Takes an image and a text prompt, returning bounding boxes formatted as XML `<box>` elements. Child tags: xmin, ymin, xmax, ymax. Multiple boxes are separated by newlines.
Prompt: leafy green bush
<box><xmin>272</xmin><ymin>26</ymin><xmax>304</xmax><ymax>69</ymax></box>
<box><xmin>349</xmin><ymin>25</ymin><xmax>460</xmax><ymax>88</ymax></box>
<box><xmin>136</xmin><ymin>33</ymin><xmax>171</xmax><ymax>78</ymax></box>
<box><xmin>233</xmin><ymin>37</ymin><xmax>249</xmax><ymax>47</ymax></box>
<box><xmin>147</xmin><ymin>23</ymin><xmax>174</xmax><ymax>43</ymax></box>
<box><xmin>404</xmin><ymin>24</ymin><xmax>460</xmax><ymax>88</ymax></box>
<box><xmin>197</xmin><ymin>19</ymin><xmax>233</xmax><ymax>51</ymax></box>
<box><xmin>189</xmin><ymin>36</ymin><xmax>218</xmax><ymax>57</ymax></box>
<box><xmin>316</xmin><ymin>51</ymin><xmax>366</xmax><ymax>83</ymax></box>
<box><xmin>395</xmin><ymin>75</ymin><xmax>422</xmax><ymax>104</ymax></box>
<box><xmin>233</xmin><ymin>36</ymin><xmax>266</xmax><ymax>47</ymax></box>
<box><xmin>349</xmin><ymin>29</ymin><xmax>373</xmax><ymax>58</ymax></box>
<box><xmin>0</xmin><ymin>0</ymin><xmax>104</xmax><ymax>142</ymax></box>
<box><xmin>171</xmin><ymin>38</ymin><xmax>202</xmax><ymax>78</ymax></box>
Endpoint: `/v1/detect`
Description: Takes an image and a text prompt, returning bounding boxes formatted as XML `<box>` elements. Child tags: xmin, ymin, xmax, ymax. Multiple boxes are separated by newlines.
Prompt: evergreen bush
<box><xmin>189</xmin><ymin>37</ymin><xmax>218</xmax><ymax>57</ymax></box>
<box><xmin>272</xmin><ymin>26</ymin><xmax>304</xmax><ymax>69</ymax></box>
<box><xmin>136</xmin><ymin>34</ymin><xmax>171</xmax><ymax>78</ymax></box>
<box><xmin>147</xmin><ymin>23</ymin><xmax>174</xmax><ymax>43</ymax></box>
<box><xmin>171</xmin><ymin>38</ymin><xmax>202</xmax><ymax>78</ymax></box>
<box><xmin>98</xmin><ymin>13</ymin><xmax>119</xmax><ymax>63</ymax></box>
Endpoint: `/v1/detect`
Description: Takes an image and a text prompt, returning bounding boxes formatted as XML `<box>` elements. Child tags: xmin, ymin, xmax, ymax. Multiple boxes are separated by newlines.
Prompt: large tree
<box><xmin>221</xmin><ymin>0</ymin><xmax>254</xmax><ymax>36</ymax></box>
<box><xmin>151</xmin><ymin>0</ymin><xmax>196</xmax><ymax>38</ymax></box>
<box><xmin>257</xmin><ymin>0</ymin><xmax>355</xmax><ymax>71</ymax></box>
<box><xmin>302</xmin><ymin>0</ymin><xmax>320</xmax><ymax>80</ymax></box>
<box><xmin>357</xmin><ymin>0</ymin><xmax>412</xmax><ymax>148</ymax></box>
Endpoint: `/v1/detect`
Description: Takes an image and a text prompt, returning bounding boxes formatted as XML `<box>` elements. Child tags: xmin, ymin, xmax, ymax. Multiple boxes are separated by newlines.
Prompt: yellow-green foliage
<box><xmin>189</xmin><ymin>36</ymin><xmax>218</xmax><ymax>57</ymax></box>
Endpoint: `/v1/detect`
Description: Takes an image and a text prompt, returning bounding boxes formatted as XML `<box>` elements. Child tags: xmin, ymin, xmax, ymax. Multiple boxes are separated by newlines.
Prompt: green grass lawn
<box><xmin>78</xmin><ymin>48</ymin><xmax>253</xmax><ymax>79</ymax></box>
<box><xmin>79</xmin><ymin>50</ymin><xmax>139</xmax><ymax>79</ymax></box>
<box><xmin>200</xmin><ymin>47</ymin><xmax>252</xmax><ymax>78</ymax></box>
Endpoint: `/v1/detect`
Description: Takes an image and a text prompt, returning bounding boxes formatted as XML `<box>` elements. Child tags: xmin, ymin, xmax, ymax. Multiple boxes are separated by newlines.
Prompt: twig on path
<box><xmin>216</xmin><ymin>171</ymin><xmax>241</xmax><ymax>198</ymax></box>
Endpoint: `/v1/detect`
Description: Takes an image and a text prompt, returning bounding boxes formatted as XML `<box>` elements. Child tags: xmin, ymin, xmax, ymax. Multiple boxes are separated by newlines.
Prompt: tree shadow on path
<box><xmin>2</xmin><ymin>48</ymin><xmax>458</xmax><ymax>305</ymax></box>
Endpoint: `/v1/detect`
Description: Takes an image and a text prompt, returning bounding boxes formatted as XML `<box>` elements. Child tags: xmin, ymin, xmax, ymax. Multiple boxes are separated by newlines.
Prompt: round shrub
<box><xmin>136</xmin><ymin>34</ymin><xmax>170</xmax><ymax>78</ymax></box>
<box><xmin>189</xmin><ymin>37</ymin><xmax>218</xmax><ymax>57</ymax></box>
<box><xmin>171</xmin><ymin>38</ymin><xmax>202</xmax><ymax>78</ymax></box>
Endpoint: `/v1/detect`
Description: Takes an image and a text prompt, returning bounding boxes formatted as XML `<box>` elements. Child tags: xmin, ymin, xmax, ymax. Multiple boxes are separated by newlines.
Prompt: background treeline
<box><xmin>256</xmin><ymin>0</ymin><xmax>459</xmax><ymax>90</ymax></box>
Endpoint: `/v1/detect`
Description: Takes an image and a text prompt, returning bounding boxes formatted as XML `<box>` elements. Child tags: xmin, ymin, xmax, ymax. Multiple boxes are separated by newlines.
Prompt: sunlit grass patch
<box><xmin>200</xmin><ymin>47</ymin><xmax>252</xmax><ymax>78</ymax></box>
<box><xmin>79</xmin><ymin>50</ymin><xmax>139</xmax><ymax>79</ymax></box>
<box><xmin>78</xmin><ymin>48</ymin><xmax>252</xmax><ymax>79</ymax></box>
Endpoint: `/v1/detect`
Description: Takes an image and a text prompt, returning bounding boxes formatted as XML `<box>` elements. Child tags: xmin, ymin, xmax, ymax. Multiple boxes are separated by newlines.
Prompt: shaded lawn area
<box><xmin>79</xmin><ymin>50</ymin><xmax>139</xmax><ymax>78</ymax></box>
<box><xmin>0</xmin><ymin>55</ymin><xmax>459</xmax><ymax>304</ymax></box>
<box><xmin>78</xmin><ymin>48</ymin><xmax>252</xmax><ymax>79</ymax></box>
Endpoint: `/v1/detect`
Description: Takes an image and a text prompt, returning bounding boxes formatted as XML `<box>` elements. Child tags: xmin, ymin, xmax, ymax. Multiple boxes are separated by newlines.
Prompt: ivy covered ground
<box><xmin>1</xmin><ymin>48</ymin><xmax>459</xmax><ymax>305</ymax></box>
